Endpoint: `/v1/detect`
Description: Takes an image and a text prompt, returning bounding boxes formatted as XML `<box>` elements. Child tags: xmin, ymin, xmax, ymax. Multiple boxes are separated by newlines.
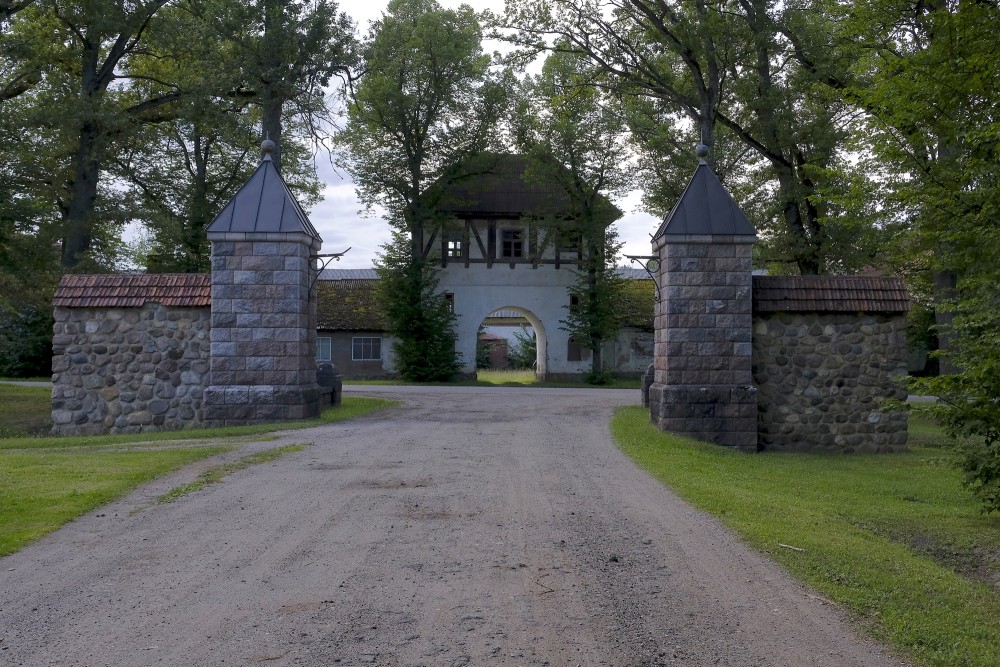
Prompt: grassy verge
<box><xmin>158</xmin><ymin>444</ymin><xmax>307</xmax><ymax>503</ymax></box>
<box><xmin>0</xmin><ymin>394</ymin><xmax>397</xmax><ymax>448</ymax></box>
<box><xmin>0</xmin><ymin>444</ymin><xmax>231</xmax><ymax>556</ymax></box>
<box><xmin>0</xmin><ymin>384</ymin><xmax>52</xmax><ymax>437</ymax></box>
<box><xmin>0</xmin><ymin>397</ymin><xmax>396</xmax><ymax>557</ymax></box>
<box><xmin>612</xmin><ymin>406</ymin><xmax>1000</xmax><ymax>667</ymax></box>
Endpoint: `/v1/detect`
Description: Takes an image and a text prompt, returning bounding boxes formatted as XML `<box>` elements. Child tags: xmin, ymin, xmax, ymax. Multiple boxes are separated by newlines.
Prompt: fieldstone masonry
<box><xmin>752</xmin><ymin>312</ymin><xmax>909</xmax><ymax>453</ymax></box>
<box><xmin>646</xmin><ymin>147</ymin><xmax>908</xmax><ymax>452</ymax></box>
<box><xmin>51</xmin><ymin>302</ymin><xmax>210</xmax><ymax>435</ymax></box>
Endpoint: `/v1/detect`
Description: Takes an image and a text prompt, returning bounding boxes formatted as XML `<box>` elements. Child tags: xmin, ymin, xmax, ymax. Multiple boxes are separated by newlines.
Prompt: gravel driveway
<box><xmin>0</xmin><ymin>386</ymin><xmax>908</xmax><ymax>666</ymax></box>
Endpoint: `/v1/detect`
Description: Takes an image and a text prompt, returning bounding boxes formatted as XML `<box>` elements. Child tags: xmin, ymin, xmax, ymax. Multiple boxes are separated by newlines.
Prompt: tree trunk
<box><xmin>61</xmin><ymin>120</ymin><xmax>102</xmax><ymax>267</ymax></box>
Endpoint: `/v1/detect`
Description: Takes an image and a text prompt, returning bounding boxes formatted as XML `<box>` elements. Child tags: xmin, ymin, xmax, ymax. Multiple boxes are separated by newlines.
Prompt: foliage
<box><xmin>497</xmin><ymin>0</ymin><xmax>888</xmax><ymax>275</ymax></box>
<box><xmin>910</xmin><ymin>312</ymin><xmax>1000</xmax><ymax>513</ymax></box>
<box><xmin>338</xmin><ymin>0</ymin><xmax>507</xmax><ymax>232</ymax></box>
<box><xmin>507</xmin><ymin>326</ymin><xmax>536</xmax><ymax>371</ymax></box>
<box><xmin>375</xmin><ymin>231</ymin><xmax>460</xmax><ymax>382</ymax></box>
<box><xmin>844</xmin><ymin>2</ymin><xmax>1000</xmax><ymax>512</ymax></box>
<box><xmin>612</xmin><ymin>406</ymin><xmax>1000</xmax><ymax>667</ymax></box>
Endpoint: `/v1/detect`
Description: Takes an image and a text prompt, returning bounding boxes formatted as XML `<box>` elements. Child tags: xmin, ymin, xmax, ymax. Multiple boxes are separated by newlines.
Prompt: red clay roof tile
<box><xmin>752</xmin><ymin>275</ymin><xmax>910</xmax><ymax>314</ymax></box>
<box><xmin>53</xmin><ymin>273</ymin><xmax>211</xmax><ymax>308</ymax></box>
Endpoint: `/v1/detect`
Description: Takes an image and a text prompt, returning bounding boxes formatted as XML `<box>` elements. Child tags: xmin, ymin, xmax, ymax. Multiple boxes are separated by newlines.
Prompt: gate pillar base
<box><xmin>648</xmin><ymin>383</ymin><xmax>758</xmax><ymax>452</ymax></box>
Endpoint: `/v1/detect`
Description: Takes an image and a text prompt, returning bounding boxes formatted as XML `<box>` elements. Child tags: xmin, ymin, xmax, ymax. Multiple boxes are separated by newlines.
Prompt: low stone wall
<box><xmin>51</xmin><ymin>304</ymin><xmax>211</xmax><ymax>435</ymax></box>
<box><xmin>752</xmin><ymin>312</ymin><xmax>908</xmax><ymax>453</ymax></box>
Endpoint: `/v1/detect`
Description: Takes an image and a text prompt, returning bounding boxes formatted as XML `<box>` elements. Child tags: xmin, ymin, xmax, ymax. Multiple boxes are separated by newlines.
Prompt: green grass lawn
<box><xmin>0</xmin><ymin>384</ymin><xmax>52</xmax><ymax>437</ymax></box>
<box><xmin>612</xmin><ymin>407</ymin><xmax>1000</xmax><ymax>667</ymax></box>
<box><xmin>0</xmin><ymin>395</ymin><xmax>397</xmax><ymax>557</ymax></box>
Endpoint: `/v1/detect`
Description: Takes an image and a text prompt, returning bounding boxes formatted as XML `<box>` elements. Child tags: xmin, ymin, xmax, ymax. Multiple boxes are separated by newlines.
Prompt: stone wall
<box><xmin>51</xmin><ymin>304</ymin><xmax>210</xmax><ymax>435</ymax></box>
<box><xmin>752</xmin><ymin>312</ymin><xmax>909</xmax><ymax>453</ymax></box>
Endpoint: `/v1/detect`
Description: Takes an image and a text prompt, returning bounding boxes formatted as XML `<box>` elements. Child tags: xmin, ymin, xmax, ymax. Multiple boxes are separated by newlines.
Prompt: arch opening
<box><xmin>474</xmin><ymin>306</ymin><xmax>548</xmax><ymax>379</ymax></box>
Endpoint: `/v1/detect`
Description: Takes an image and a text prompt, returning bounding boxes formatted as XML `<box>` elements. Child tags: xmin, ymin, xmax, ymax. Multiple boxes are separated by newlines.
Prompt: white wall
<box><xmin>439</xmin><ymin>263</ymin><xmax>592</xmax><ymax>378</ymax></box>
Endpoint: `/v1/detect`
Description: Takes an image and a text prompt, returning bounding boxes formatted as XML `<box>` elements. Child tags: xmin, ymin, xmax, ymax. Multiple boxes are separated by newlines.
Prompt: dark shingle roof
<box><xmin>53</xmin><ymin>274</ymin><xmax>211</xmax><ymax>308</ymax></box>
<box><xmin>752</xmin><ymin>276</ymin><xmax>910</xmax><ymax>313</ymax></box>
<box><xmin>316</xmin><ymin>279</ymin><xmax>387</xmax><ymax>331</ymax></box>
<box><xmin>653</xmin><ymin>162</ymin><xmax>756</xmax><ymax>238</ymax></box>
<box><xmin>206</xmin><ymin>151</ymin><xmax>321</xmax><ymax>239</ymax></box>
<box><xmin>430</xmin><ymin>154</ymin><xmax>621</xmax><ymax>221</ymax></box>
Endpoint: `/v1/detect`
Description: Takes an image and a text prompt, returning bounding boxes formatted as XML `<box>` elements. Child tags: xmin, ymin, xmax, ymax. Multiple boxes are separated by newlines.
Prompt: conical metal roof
<box><xmin>652</xmin><ymin>156</ymin><xmax>756</xmax><ymax>239</ymax></box>
<box><xmin>207</xmin><ymin>142</ymin><xmax>321</xmax><ymax>239</ymax></box>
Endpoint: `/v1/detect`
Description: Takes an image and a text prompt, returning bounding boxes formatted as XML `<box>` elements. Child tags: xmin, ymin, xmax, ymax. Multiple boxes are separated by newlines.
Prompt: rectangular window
<box><xmin>501</xmin><ymin>229</ymin><xmax>524</xmax><ymax>258</ymax></box>
<box><xmin>567</xmin><ymin>337</ymin><xmax>591</xmax><ymax>362</ymax></box>
<box><xmin>316</xmin><ymin>336</ymin><xmax>332</xmax><ymax>362</ymax></box>
<box><xmin>446</xmin><ymin>231</ymin><xmax>463</xmax><ymax>258</ymax></box>
<box><xmin>352</xmin><ymin>336</ymin><xmax>382</xmax><ymax>361</ymax></box>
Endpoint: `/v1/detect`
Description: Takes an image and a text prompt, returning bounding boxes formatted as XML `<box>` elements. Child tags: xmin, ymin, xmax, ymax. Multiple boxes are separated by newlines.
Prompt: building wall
<box><xmin>204</xmin><ymin>235</ymin><xmax>321</xmax><ymax>425</ymax></box>
<box><xmin>51</xmin><ymin>304</ymin><xmax>211</xmax><ymax>435</ymax></box>
<box><xmin>439</xmin><ymin>263</ymin><xmax>585</xmax><ymax>378</ymax></box>
<box><xmin>317</xmin><ymin>330</ymin><xmax>396</xmax><ymax>378</ymax></box>
<box><xmin>605</xmin><ymin>329</ymin><xmax>654</xmax><ymax>376</ymax></box>
<box><xmin>752</xmin><ymin>312</ymin><xmax>909</xmax><ymax>453</ymax></box>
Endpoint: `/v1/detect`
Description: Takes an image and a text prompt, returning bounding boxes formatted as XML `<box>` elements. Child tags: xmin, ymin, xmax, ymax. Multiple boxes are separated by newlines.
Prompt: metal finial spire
<box><xmin>261</xmin><ymin>138</ymin><xmax>276</xmax><ymax>161</ymax></box>
<box><xmin>695</xmin><ymin>144</ymin><xmax>710</xmax><ymax>164</ymax></box>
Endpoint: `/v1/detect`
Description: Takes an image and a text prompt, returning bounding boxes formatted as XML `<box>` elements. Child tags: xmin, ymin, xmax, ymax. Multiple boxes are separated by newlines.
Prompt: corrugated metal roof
<box><xmin>318</xmin><ymin>268</ymin><xmax>380</xmax><ymax>281</ymax></box>
<box><xmin>653</xmin><ymin>161</ymin><xmax>756</xmax><ymax>238</ymax></box>
<box><xmin>752</xmin><ymin>275</ymin><xmax>910</xmax><ymax>313</ymax></box>
<box><xmin>206</xmin><ymin>148</ymin><xmax>321</xmax><ymax>239</ymax></box>
<box><xmin>53</xmin><ymin>274</ymin><xmax>211</xmax><ymax>308</ymax></box>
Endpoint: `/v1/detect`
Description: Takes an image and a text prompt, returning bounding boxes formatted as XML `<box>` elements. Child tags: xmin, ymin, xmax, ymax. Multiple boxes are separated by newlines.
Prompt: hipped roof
<box><xmin>653</xmin><ymin>161</ymin><xmax>756</xmax><ymax>238</ymax></box>
<box><xmin>206</xmin><ymin>151</ymin><xmax>321</xmax><ymax>239</ymax></box>
<box><xmin>429</xmin><ymin>154</ymin><xmax>621</xmax><ymax>221</ymax></box>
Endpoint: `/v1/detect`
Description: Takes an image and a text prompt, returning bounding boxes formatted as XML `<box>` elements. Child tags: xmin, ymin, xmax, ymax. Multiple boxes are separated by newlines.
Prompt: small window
<box><xmin>446</xmin><ymin>232</ymin><xmax>463</xmax><ymax>258</ymax></box>
<box><xmin>352</xmin><ymin>336</ymin><xmax>382</xmax><ymax>361</ymax></box>
<box><xmin>501</xmin><ymin>228</ymin><xmax>523</xmax><ymax>258</ymax></box>
<box><xmin>567</xmin><ymin>337</ymin><xmax>591</xmax><ymax>362</ymax></box>
<box><xmin>316</xmin><ymin>336</ymin><xmax>332</xmax><ymax>362</ymax></box>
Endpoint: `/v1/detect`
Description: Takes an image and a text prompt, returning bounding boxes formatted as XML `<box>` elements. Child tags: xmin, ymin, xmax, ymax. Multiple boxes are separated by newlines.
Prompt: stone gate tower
<box><xmin>647</xmin><ymin>146</ymin><xmax>758</xmax><ymax>450</ymax></box>
<box><xmin>203</xmin><ymin>140</ymin><xmax>323</xmax><ymax>425</ymax></box>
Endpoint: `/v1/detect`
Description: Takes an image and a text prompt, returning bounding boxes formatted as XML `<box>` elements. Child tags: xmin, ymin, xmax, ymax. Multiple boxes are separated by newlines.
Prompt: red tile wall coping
<box><xmin>752</xmin><ymin>275</ymin><xmax>910</xmax><ymax>314</ymax></box>
<box><xmin>53</xmin><ymin>274</ymin><xmax>211</xmax><ymax>308</ymax></box>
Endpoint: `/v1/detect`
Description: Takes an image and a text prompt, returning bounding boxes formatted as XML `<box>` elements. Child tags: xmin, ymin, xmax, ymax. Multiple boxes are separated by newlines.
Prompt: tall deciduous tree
<box><xmin>514</xmin><ymin>48</ymin><xmax>629</xmax><ymax>376</ymax></box>
<box><xmin>499</xmin><ymin>0</ymin><xmax>883</xmax><ymax>274</ymax></box>
<box><xmin>2</xmin><ymin>0</ymin><xmax>182</xmax><ymax>268</ymax></box>
<box><xmin>338</xmin><ymin>0</ymin><xmax>507</xmax><ymax>380</ymax></box>
<box><xmin>846</xmin><ymin>0</ymin><xmax>1000</xmax><ymax>510</ymax></box>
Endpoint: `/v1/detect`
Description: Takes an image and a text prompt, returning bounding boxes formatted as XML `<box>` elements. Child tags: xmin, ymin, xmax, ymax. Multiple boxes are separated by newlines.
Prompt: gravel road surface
<box><xmin>0</xmin><ymin>386</ymin><xmax>908</xmax><ymax>666</ymax></box>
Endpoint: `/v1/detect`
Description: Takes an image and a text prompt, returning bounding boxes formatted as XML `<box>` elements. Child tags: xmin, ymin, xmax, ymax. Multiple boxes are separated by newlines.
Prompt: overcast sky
<box><xmin>309</xmin><ymin>0</ymin><xmax>662</xmax><ymax>269</ymax></box>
